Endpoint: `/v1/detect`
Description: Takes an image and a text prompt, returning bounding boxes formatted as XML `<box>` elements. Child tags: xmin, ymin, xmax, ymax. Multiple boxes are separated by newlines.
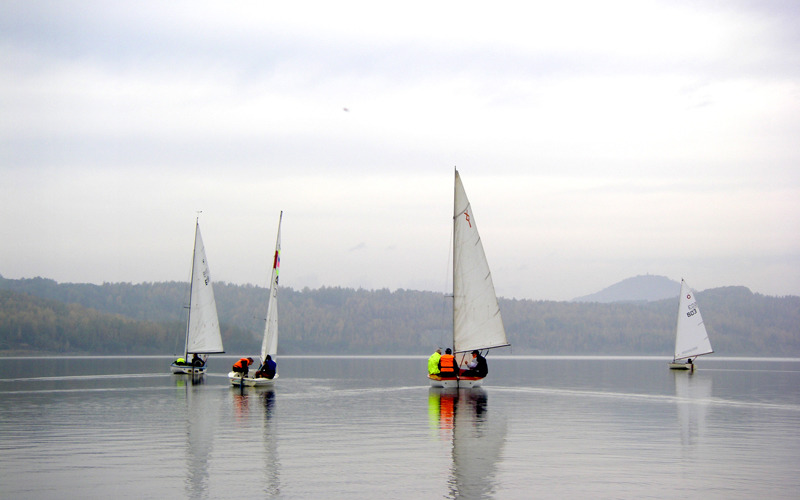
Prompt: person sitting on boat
<box><xmin>232</xmin><ymin>357</ymin><xmax>254</xmax><ymax>378</ymax></box>
<box><xmin>256</xmin><ymin>355</ymin><xmax>277</xmax><ymax>379</ymax></box>
<box><xmin>463</xmin><ymin>354</ymin><xmax>478</xmax><ymax>372</ymax></box>
<box><xmin>438</xmin><ymin>348</ymin><xmax>458</xmax><ymax>378</ymax></box>
<box><xmin>461</xmin><ymin>350</ymin><xmax>488</xmax><ymax>378</ymax></box>
<box><xmin>428</xmin><ymin>348</ymin><xmax>442</xmax><ymax>375</ymax></box>
<box><xmin>174</xmin><ymin>357</ymin><xmax>188</xmax><ymax>366</ymax></box>
<box><xmin>191</xmin><ymin>354</ymin><xmax>204</xmax><ymax>367</ymax></box>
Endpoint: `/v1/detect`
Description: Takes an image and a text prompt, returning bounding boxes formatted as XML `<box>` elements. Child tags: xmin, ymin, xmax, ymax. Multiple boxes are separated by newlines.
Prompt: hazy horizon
<box><xmin>2</xmin><ymin>1</ymin><xmax>798</xmax><ymax>301</ymax></box>
<box><xmin>3</xmin><ymin>272</ymin><xmax>792</xmax><ymax>302</ymax></box>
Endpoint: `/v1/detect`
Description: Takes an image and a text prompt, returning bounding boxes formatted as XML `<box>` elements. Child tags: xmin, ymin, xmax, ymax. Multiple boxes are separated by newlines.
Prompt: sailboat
<box><xmin>230</xmin><ymin>212</ymin><xmax>282</xmax><ymax>387</ymax></box>
<box><xmin>429</xmin><ymin>169</ymin><xmax>510</xmax><ymax>388</ymax></box>
<box><xmin>669</xmin><ymin>279</ymin><xmax>713</xmax><ymax>370</ymax></box>
<box><xmin>170</xmin><ymin>219</ymin><xmax>225</xmax><ymax>375</ymax></box>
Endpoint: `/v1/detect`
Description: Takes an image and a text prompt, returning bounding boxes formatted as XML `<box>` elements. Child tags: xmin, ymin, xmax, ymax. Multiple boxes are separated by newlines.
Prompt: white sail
<box><xmin>452</xmin><ymin>170</ymin><xmax>509</xmax><ymax>353</ymax></box>
<box><xmin>673</xmin><ymin>279</ymin><xmax>713</xmax><ymax>361</ymax></box>
<box><xmin>260</xmin><ymin>212</ymin><xmax>282</xmax><ymax>365</ymax></box>
<box><xmin>185</xmin><ymin>222</ymin><xmax>224</xmax><ymax>355</ymax></box>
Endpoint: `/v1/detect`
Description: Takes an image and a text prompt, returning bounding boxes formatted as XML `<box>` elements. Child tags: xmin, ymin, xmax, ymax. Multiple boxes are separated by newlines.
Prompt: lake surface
<box><xmin>1</xmin><ymin>356</ymin><xmax>799</xmax><ymax>499</ymax></box>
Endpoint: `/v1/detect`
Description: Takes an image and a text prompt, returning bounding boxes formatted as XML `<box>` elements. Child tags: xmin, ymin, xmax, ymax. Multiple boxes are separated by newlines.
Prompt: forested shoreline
<box><xmin>1</xmin><ymin>275</ymin><xmax>798</xmax><ymax>356</ymax></box>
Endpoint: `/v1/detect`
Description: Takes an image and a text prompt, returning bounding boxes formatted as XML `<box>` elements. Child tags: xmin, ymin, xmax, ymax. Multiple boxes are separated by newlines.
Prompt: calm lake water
<box><xmin>1</xmin><ymin>356</ymin><xmax>799</xmax><ymax>499</ymax></box>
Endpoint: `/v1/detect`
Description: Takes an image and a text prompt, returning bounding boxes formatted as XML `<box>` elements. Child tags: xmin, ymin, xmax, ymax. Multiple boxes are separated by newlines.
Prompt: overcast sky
<box><xmin>1</xmin><ymin>0</ymin><xmax>798</xmax><ymax>301</ymax></box>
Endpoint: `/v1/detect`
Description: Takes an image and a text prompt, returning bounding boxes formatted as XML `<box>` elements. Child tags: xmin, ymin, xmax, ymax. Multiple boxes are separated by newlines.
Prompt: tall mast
<box><xmin>452</xmin><ymin>167</ymin><xmax>458</xmax><ymax>351</ymax></box>
<box><xmin>183</xmin><ymin>215</ymin><xmax>201</xmax><ymax>359</ymax></box>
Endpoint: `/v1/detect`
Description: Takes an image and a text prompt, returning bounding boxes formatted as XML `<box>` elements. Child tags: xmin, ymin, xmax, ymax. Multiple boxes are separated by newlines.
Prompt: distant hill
<box><xmin>572</xmin><ymin>275</ymin><xmax>681</xmax><ymax>303</ymax></box>
<box><xmin>1</xmin><ymin>274</ymin><xmax>799</xmax><ymax>356</ymax></box>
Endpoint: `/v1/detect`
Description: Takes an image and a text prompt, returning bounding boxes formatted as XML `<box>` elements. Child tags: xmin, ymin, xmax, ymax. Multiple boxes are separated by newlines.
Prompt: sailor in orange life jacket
<box><xmin>232</xmin><ymin>357</ymin><xmax>254</xmax><ymax>377</ymax></box>
<box><xmin>437</xmin><ymin>348</ymin><xmax>458</xmax><ymax>377</ymax></box>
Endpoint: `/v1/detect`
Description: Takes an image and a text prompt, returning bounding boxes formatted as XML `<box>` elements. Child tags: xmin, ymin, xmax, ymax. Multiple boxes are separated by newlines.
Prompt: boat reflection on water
<box><xmin>174</xmin><ymin>371</ymin><xmax>206</xmax><ymax>387</ymax></box>
<box><xmin>181</xmin><ymin>381</ymin><xmax>220</xmax><ymax>498</ymax></box>
<box><xmin>230</xmin><ymin>387</ymin><xmax>281</xmax><ymax>496</ymax></box>
<box><xmin>429</xmin><ymin>387</ymin><xmax>507</xmax><ymax>499</ymax></box>
<box><xmin>261</xmin><ymin>389</ymin><xmax>280</xmax><ymax>497</ymax></box>
<box><xmin>673</xmin><ymin>371</ymin><xmax>712</xmax><ymax>449</ymax></box>
<box><xmin>263</xmin><ymin>389</ymin><xmax>276</xmax><ymax>420</ymax></box>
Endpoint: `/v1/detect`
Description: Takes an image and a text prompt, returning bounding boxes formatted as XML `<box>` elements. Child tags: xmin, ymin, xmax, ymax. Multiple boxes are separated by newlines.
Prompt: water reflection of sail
<box><xmin>674</xmin><ymin>372</ymin><xmax>712</xmax><ymax>447</ymax></box>
<box><xmin>184</xmin><ymin>382</ymin><xmax>220</xmax><ymax>498</ymax></box>
<box><xmin>231</xmin><ymin>388</ymin><xmax>281</xmax><ymax>495</ymax></box>
<box><xmin>429</xmin><ymin>388</ymin><xmax>507</xmax><ymax>499</ymax></box>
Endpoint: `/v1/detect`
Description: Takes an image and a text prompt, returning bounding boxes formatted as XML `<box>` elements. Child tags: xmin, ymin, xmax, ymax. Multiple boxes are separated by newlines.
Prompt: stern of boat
<box><xmin>228</xmin><ymin>371</ymin><xmax>244</xmax><ymax>386</ymax></box>
<box><xmin>457</xmin><ymin>376</ymin><xmax>484</xmax><ymax>388</ymax></box>
<box><xmin>171</xmin><ymin>363</ymin><xmax>206</xmax><ymax>376</ymax></box>
<box><xmin>428</xmin><ymin>374</ymin><xmax>459</xmax><ymax>389</ymax></box>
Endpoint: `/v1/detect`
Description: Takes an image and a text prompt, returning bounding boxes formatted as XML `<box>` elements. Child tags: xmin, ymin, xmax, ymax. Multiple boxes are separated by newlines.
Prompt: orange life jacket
<box><xmin>440</xmin><ymin>393</ymin><xmax>456</xmax><ymax>428</ymax></box>
<box><xmin>439</xmin><ymin>354</ymin><xmax>456</xmax><ymax>372</ymax></box>
<box><xmin>233</xmin><ymin>358</ymin><xmax>251</xmax><ymax>369</ymax></box>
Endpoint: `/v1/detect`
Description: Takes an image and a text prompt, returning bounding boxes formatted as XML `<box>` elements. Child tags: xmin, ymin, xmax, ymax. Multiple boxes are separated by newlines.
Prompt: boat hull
<box><xmin>669</xmin><ymin>362</ymin><xmax>694</xmax><ymax>371</ymax></box>
<box><xmin>228</xmin><ymin>372</ymin><xmax>279</xmax><ymax>387</ymax></box>
<box><xmin>457</xmin><ymin>376</ymin><xmax>483</xmax><ymax>388</ymax></box>
<box><xmin>428</xmin><ymin>374</ymin><xmax>483</xmax><ymax>388</ymax></box>
<box><xmin>170</xmin><ymin>363</ymin><xmax>206</xmax><ymax>375</ymax></box>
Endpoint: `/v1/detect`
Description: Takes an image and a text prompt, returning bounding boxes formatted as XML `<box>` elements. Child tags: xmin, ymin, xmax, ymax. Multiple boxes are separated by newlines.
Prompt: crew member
<box><xmin>428</xmin><ymin>348</ymin><xmax>442</xmax><ymax>375</ymax></box>
<box><xmin>256</xmin><ymin>355</ymin><xmax>277</xmax><ymax>379</ymax></box>
<box><xmin>232</xmin><ymin>357</ymin><xmax>254</xmax><ymax>377</ymax></box>
<box><xmin>191</xmin><ymin>354</ymin><xmax>204</xmax><ymax>367</ymax></box>
<box><xmin>461</xmin><ymin>350</ymin><xmax>488</xmax><ymax>377</ymax></box>
<box><xmin>438</xmin><ymin>348</ymin><xmax>458</xmax><ymax>377</ymax></box>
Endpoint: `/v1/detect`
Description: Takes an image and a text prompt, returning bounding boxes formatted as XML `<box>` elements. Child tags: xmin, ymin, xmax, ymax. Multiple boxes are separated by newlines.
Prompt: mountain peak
<box><xmin>572</xmin><ymin>275</ymin><xmax>681</xmax><ymax>303</ymax></box>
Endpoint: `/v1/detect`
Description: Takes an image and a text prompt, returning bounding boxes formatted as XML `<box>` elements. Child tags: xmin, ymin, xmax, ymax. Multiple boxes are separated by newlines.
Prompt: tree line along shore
<box><xmin>1</xmin><ymin>275</ymin><xmax>798</xmax><ymax>356</ymax></box>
